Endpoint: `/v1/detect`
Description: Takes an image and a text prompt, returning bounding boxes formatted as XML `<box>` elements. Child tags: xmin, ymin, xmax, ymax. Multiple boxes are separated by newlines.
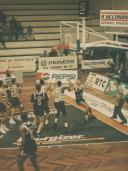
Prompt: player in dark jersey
<box><xmin>17</xmin><ymin>112</ymin><xmax>40</xmax><ymax>171</ymax></box>
<box><xmin>74</xmin><ymin>80</ymin><xmax>92</xmax><ymax>115</ymax></box>
<box><xmin>31</xmin><ymin>83</ymin><xmax>48</xmax><ymax>137</ymax></box>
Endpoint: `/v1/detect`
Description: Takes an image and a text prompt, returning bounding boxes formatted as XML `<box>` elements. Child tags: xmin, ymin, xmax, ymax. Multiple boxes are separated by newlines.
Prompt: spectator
<box><xmin>40</xmin><ymin>50</ymin><xmax>48</xmax><ymax>57</ymax></box>
<box><xmin>17</xmin><ymin>22</ymin><xmax>24</xmax><ymax>40</ymax></box>
<box><xmin>0</xmin><ymin>11</ymin><xmax>7</xmax><ymax>24</ymax></box>
<box><xmin>0</xmin><ymin>27</ymin><xmax>6</xmax><ymax>48</ymax></box>
<box><xmin>2</xmin><ymin>22</ymin><xmax>10</xmax><ymax>41</ymax></box>
<box><xmin>49</xmin><ymin>48</ymin><xmax>57</xmax><ymax>57</ymax></box>
<box><xmin>9</xmin><ymin>17</ymin><xmax>18</xmax><ymax>41</ymax></box>
<box><xmin>26</xmin><ymin>25</ymin><xmax>35</xmax><ymax>40</ymax></box>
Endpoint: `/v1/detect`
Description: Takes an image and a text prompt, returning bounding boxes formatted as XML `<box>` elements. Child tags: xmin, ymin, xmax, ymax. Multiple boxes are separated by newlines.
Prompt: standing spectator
<box><xmin>0</xmin><ymin>11</ymin><xmax>7</xmax><ymax>25</ymax></box>
<box><xmin>26</xmin><ymin>25</ymin><xmax>35</xmax><ymax>40</ymax></box>
<box><xmin>0</xmin><ymin>27</ymin><xmax>6</xmax><ymax>48</ymax></box>
<box><xmin>2</xmin><ymin>22</ymin><xmax>10</xmax><ymax>41</ymax></box>
<box><xmin>17</xmin><ymin>22</ymin><xmax>24</xmax><ymax>40</ymax></box>
<box><xmin>9</xmin><ymin>17</ymin><xmax>18</xmax><ymax>41</ymax></box>
<box><xmin>111</xmin><ymin>78</ymin><xmax>127</xmax><ymax>124</ymax></box>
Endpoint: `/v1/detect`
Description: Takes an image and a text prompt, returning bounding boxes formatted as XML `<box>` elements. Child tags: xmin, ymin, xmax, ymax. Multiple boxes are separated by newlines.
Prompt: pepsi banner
<box><xmin>85</xmin><ymin>72</ymin><xmax>109</xmax><ymax>92</ymax></box>
<box><xmin>38</xmin><ymin>56</ymin><xmax>77</xmax><ymax>70</ymax></box>
<box><xmin>36</xmin><ymin>70</ymin><xmax>78</xmax><ymax>83</ymax></box>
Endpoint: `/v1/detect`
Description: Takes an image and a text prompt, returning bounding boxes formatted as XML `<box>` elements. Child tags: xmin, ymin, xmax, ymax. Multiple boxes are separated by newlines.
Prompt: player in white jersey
<box><xmin>6</xmin><ymin>79</ymin><xmax>22</xmax><ymax>124</ymax></box>
<box><xmin>3</xmin><ymin>69</ymin><xmax>16</xmax><ymax>89</ymax></box>
<box><xmin>40</xmin><ymin>79</ymin><xmax>49</xmax><ymax>127</ymax></box>
<box><xmin>0</xmin><ymin>80</ymin><xmax>11</xmax><ymax>135</ymax></box>
<box><xmin>53</xmin><ymin>81</ymin><xmax>69</xmax><ymax>129</ymax></box>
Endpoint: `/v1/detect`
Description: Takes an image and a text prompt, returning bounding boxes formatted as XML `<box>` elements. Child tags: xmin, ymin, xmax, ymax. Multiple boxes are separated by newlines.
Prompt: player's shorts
<box><xmin>54</xmin><ymin>101</ymin><xmax>66</xmax><ymax>116</ymax></box>
<box><xmin>33</xmin><ymin>106</ymin><xmax>44</xmax><ymax>117</ymax></box>
<box><xmin>76</xmin><ymin>98</ymin><xmax>85</xmax><ymax>105</ymax></box>
<box><xmin>9</xmin><ymin>97</ymin><xmax>21</xmax><ymax>108</ymax></box>
<box><xmin>0</xmin><ymin>102</ymin><xmax>7</xmax><ymax>112</ymax></box>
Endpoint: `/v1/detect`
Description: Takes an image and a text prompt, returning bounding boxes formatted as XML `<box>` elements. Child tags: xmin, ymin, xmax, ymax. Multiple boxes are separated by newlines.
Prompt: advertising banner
<box><xmin>85</xmin><ymin>72</ymin><xmax>109</xmax><ymax>92</ymax></box>
<box><xmin>100</xmin><ymin>10</ymin><xmax>128</xmax><ymax>27</ymax></box>
<box><xmin>36</xmin><ymin>70</ymin><xmax>78</xmax><ymax>83</ymax></box>
<box><xmin>0</xmin><ymin>56</ymin><xmax>36</xmax><ymax>72</ymax></box>
<box><xmin>82</xmin><ymin>58</ymin><xmax>112</xmax><ymax>69</ymax></box>
<box><xmin>39</xmin><ymin>56</ymin><xmax>77</xmax><ymax>70</ymax></box>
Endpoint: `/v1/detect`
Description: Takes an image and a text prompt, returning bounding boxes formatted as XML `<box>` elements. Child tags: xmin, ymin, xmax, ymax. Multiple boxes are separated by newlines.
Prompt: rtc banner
<box><xmin>36</xmin><ymin>70</ymin><xmax>78</xmax><ymax>83</ymax></box>
<box><xmin>39</xmin><ymin>56</ymin><xmax>77</xmax><ymax>70</ymax></box>
<box><xmin>100</xmin><ymin>10</ymin><xmax>128</xmax><ymax>27</ymax></box>
<box><xmin>82</xmin><ymin>58</ymin><xmax>112</xmax><ymax>70</ymax></box>
<box><xmin>0</xmin><ymin>56</ymin><xmax>36</xmax><ymax>72</ymax></box>
<box><xmin>85</xmin><ymin>72</ymin><xmax>109</xmax><ymax>92</ymax></box>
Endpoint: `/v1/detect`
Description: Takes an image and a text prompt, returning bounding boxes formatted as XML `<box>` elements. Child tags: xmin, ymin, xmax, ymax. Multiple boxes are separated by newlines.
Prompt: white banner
<box><xmin>100</xmin><ymin>10</ymin><xmax>128</xmax><ymax>27</ymax></box>
<box><xmin>82</xmin><ymin>58</ymin><xmax>112</xmax><ymax>69</ymax></box>
<box><xmin>36</xmin><ymin>70</ymin><xmax>78</xmax><ymax>83</ymax></box>
<box><xmin>0</xmin><ymin>56</ymin><xmax>36</xmax><ymax>72</ymax></box>
<box><xmin>39</xmin><ymin>56</ymin><xmax>77</xmax><ymax>70</ymax></box>
<box><xmin>85</xmin><ymin>72</ymin><xmax>109</xmax><ymax>92</ymax></box>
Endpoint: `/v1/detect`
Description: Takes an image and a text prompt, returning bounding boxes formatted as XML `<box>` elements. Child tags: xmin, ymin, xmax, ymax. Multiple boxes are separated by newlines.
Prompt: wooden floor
<box><xmin>0</xmin><ymin>75</ymin><xmax>128</xmax><ymax>171</ymax></box>
<box><xmin>0</xmin><ymin>142</ymin><xmax>128</xmax><ymax>171</ymax></box>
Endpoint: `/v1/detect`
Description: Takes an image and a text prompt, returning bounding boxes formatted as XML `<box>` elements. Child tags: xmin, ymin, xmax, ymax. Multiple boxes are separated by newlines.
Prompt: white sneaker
<box><xmin>9</xmin><ymin>118</ymin><xmax>16</xmax><ymax>125</ymax></box>
<box><xmin>1</xmin><ymin>125</ymin><xmax>10</xmax><ymax>132</ymax></box>
<box><xmin>0</xmin><ymin>127</ymin><xmax>7</xmax><ymax>134</ymax></box>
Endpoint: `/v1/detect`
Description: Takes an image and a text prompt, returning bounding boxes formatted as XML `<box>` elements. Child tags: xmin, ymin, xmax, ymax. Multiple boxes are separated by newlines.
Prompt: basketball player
<box><xmin>17</xmin><ymin>112</ymin><xmax>40</xmax><ymax>171</ymax></box>
<box><xmin>0</xmin><ymin>80</ymin><xmax>10</xmax><ymax>134</ymax></box>
<box><xmin>53</xmin><ymin>80</ymin><xmax>69</xmax><ymax>129</ymax></box>
<box><xmin>6</xmin><ymin>79</ymin><xmax>22</xmax><ymax>124</ymax></box>
<box><xmin>74</xmin><ymin>80</ymin><xmax>93</xmax><ymax>115</ymax></box>
<box><xmin>40</xmin><ymin>79</ymin><xmax>49</xmax><ymax>127</ymax></box>
<box><xmin>31</xmin><ymin>83</ymin><xmax>48</xmax><ymax>137</ymax></box>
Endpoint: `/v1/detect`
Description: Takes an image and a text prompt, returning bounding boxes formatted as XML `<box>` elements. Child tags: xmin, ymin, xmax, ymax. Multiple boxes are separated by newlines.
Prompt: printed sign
<box><xmin>36</xmin><ymin>70</ymin><xmax>78</xmax><ymax>83</ymax></box>
<box><xmin>100</xmin><ymin>10</ymin><xmax>128</xmax><ymax>27</ymax></box>
<box><xmin>39</xmin><ymin>56</ymin><xmax>77</xmax><ymax>70</ymax></box>
<box><xmin>82</xmin><ymin>59</ymin><xmax>112</xmax><ymax>69</ymax></box>
<box><xmin>0</xmin><ymin>56</ymin><xmax>36</xmax><ymax>72</ymax></box>
<box><xmin>85</xmin><ymin>72</ymin><xmax>109</xmax><ymax>92</ymax></box>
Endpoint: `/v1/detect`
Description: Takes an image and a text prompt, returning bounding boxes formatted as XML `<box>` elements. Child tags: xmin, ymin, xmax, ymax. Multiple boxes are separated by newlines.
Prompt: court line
<box><xmin>0</xmin><ymin>140</ymin><xmax>128</xmax><ymax>150</ymax></box>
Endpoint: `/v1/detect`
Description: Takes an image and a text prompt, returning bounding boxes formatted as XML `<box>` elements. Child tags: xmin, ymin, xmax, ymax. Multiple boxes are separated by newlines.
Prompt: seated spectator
<box><xmin>40</xmin><ymin>50</ymin><xmax>48</xmax><ymax>57</ymax></box>
<box><xmin>49</xmin><ymin>48</ymin><xmax>57</xmax><ymax>57</ymax></box>
<box><xmin>26</xmin><ymin>25</ymin><xmax>35</xmax><ymax>40</ymax></box>
<box><xmin>0</xmin><ymin>11</ymin><xmax>7</xmax><ymax>24</ymax></box>
<box><xmin>0</xmin><ymin>27</ymin><xmax>6</xmax><ymax>48</ymax></box>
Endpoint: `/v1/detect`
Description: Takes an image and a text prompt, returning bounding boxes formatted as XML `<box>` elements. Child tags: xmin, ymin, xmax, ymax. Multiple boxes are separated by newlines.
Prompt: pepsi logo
<box><xmin>41</xmin><ymin>72</ymin><xmax>50</xmax><ymax>80</ymax></box>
